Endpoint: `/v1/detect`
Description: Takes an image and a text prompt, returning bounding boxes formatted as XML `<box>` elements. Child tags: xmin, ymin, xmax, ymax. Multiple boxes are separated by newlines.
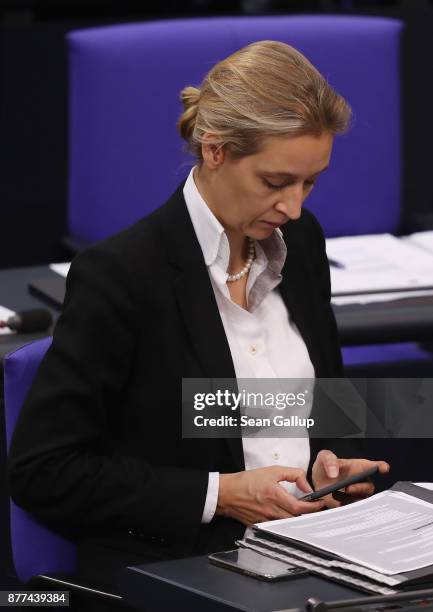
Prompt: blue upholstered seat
<box><xmin>4</xmin><ymin>338</ymin><xmax>77</xmax><ymax>583</ymax></box>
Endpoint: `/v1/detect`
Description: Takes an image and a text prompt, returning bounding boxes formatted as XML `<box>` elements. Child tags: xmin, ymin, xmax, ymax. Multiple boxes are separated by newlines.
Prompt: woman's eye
<box><xmin>263</xmin><ymin>179</ymin><xmax>285</xmax><ymax>190</ymax></box>
<box><xmin>263</xmin><ymin>178</ymin><xmax>316</xmax><ymax>190</ymax></box>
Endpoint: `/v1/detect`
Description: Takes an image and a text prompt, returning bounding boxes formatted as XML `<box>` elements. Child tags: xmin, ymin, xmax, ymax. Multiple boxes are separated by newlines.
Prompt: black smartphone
<box><xmin>299</xmin><ymin>465</ymin><xmax>379</xmax><ymax>502</ymax></box>
<box><xmin>208</xmin><ymin>548</ymin><xmax>308</xmax><ymax>582</ymax></box>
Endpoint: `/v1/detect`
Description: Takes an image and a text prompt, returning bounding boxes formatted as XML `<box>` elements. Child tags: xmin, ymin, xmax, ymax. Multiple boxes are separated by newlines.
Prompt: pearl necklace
<box><xmin>226</xmin><ymin>238</ymin><xmax>255</xmax><ymax>283</ymax></box>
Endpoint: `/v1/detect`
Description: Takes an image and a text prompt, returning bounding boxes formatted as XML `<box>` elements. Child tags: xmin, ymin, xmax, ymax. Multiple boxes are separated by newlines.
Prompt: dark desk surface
<box><xmin>120</xmin><ymin>555</ymin><xmax>360</xmax><ymax>612</ymax></box>
<box><xmin>1</xmin><ymin>264</ymin><xmax>433</xmax><ymax>351</ymax></box>
<box><xmin>334</xmin><ymin>297</ymin><xmax>433</xmax><ymax>346</ymax></box>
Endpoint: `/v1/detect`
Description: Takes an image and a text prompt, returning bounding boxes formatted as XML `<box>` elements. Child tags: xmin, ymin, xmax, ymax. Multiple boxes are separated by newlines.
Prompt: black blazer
<box><xmin>8</xmin><ymin>182</ymin><xmax>358</xmax><ymax>586</ymax></box>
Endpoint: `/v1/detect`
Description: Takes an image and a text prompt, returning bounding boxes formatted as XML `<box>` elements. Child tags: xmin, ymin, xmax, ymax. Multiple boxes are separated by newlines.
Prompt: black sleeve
<box><xmin>308</xmin><ymin>211</ymin><xmax>344</xmax><ymax>377</ymax></box>
<box><xmin>305</xmin><ymin>212</ymin><xmax>364</xmax><ymax>469</ymax></box>
<box><xmin>8</xmin><ymin>247</ymin><xmax>208</xmax><ymax>542</ymax></box>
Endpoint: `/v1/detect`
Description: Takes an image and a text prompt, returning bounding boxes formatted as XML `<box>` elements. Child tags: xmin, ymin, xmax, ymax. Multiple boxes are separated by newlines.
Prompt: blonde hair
<box><xmin>177</xmin><ymin>40</ymin><xmax>351</xmax><ymax>160</ymax></box>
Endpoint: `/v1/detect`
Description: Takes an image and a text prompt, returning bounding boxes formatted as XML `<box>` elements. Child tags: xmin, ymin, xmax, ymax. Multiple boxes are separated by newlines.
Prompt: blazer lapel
<box><xmin>278</xmin><ymin>226</ymin><xmax>326</xmax><ymax>378</ymax></box>
<box><xmin>159</xmin><ymin>185</ymin><xmax>244</xmax><ymax>470</ymax></box>
<box><xmin>159</xmin><ymin>185</ymin><xmax>235</xmax><ymax>378</ymax></box>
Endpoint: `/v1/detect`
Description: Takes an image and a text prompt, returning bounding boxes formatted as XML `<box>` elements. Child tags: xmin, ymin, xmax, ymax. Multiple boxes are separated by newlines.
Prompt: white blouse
<box><xmin>183</xmin><ymin>167</ymin><xmax>315</xmax><ymax>523</ymax></box>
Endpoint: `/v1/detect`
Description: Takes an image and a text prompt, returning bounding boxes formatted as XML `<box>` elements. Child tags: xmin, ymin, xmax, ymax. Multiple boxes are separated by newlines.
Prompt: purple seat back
<box><xmin>67</xmin><ymin>16</ymin><xmax>402</xmax><ymax>243</ymax></box>
<box><xmin>343</xmin><ymin>343</ymin><xmax>433</xmax><ymax>367</ymax></box>
<box><xmin>4</xmin><ymin>338</ymin><xmax>77</xmax><ymax>583</ymax></box>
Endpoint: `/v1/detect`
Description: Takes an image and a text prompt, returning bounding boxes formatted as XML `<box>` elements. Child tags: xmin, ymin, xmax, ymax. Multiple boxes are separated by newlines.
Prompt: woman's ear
<box><xmin>201</xmin><ymin>136</ymin><xmax>225</xmax><ymax>169</ymax></box>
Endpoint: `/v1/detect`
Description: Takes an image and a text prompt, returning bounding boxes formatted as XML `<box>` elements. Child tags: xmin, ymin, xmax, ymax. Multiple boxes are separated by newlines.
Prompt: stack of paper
<box><xmin>238</xmin><ymin>483</ymin><xmax>433</xmax><ymax>596</ymax></box>
<box><xmin>402</xmin><ymin>231</ymin><xmax>433</xmax><ymax>254</ymax></box>
<box><xmin>326</xmin><ymin>233</ymin><xmax>433</xmax><ymax>305</ymax></box>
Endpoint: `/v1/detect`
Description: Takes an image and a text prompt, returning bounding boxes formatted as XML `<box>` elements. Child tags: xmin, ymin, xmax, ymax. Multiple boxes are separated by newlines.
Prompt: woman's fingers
<box><xmin>275</xmin><ymin>466</ymin><xmax>312</xmax><ymax>492</ymax></box>
<box><xmin>293</xmin><ymin>472</ymin><xmax>314</xmax><ymax>494</ymax></box>
<box><xmin>345</xmin><ymin>481</ymin><xmax>375</xmax><ymax>497</ymax></box>
<box><xmin>217</xmin><ymin>466</ymin><xmax>327</xmax><ymax>526</ymax></box>
<box><xmin>317</xmin><ymin>449</ymin><xmax>339</xmax><ymax>478</ymax></box>
<box><xmin>273</xmin><ymin>486</ymin><xmax>325</xmax><ymax>516</ymax></box>
<box><xmin>377</xmin><ymin>461</ymin><xmax>390</xmax><ymax>474</ymax></box>
<box><xmin>338</xmin><ymin>458</ymin><xmax>390</xmax><ymax>475</ymax></box>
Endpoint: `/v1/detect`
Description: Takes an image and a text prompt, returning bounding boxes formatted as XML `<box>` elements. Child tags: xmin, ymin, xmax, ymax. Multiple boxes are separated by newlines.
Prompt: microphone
<box><xmin>0</xmin><ymin>309</ymin><xmax>53</xmax><ymax>333</ymax></box>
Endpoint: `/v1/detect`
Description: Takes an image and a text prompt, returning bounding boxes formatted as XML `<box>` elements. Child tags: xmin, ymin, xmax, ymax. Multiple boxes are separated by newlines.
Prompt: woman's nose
<box><xmin>274</xmin><ymin>185</ymin><xmax>303</xmax><ymax>220</ymax></box>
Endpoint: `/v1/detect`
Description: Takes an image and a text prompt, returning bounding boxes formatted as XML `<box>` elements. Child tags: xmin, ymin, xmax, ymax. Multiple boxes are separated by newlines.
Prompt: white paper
<box><xmin>0</xmin><ymin>305</ymin><xmax>16</xmax><ymax>336</ymax></box>
<box><xmin>245</xmin><ymin>534</ymin><xmax>406</xmax><ymax>586</ymax></box>
<box><xmin>239</xmin><ymin>539</ymin><xmax>397</xmax><ymax>595</ymax></box>
<box><xmin>416</xmin><ymin>482</ymin><xmax>433</xmax><ymax>492</ymax></box>
<box><xmin>256</xmin><ymin>491</ymin><xmax>433</xmax><ymax>575</ymax></box>
<box><xmin>332</xmin><ymin>289</ymin><xmax>433</xmax><ymax>306</ymax></box>
<box><xmin>244</xmin><ymin>533</ymin><xmax>403</xmax><ymax>586</ymax></box>
<box><xmin>49</xmin><ymin>262</ymin><xmax>71</xmax><ymax>278</ymax></box>
<box><xmin>326</xmin><ymin>234</ymin><xmax>433</xmax><ymax>297</ymax></box>
<box><xmin>403</xmin><ymin>231</ymin><xmax>433</xmax><ymax>254</ymax></box>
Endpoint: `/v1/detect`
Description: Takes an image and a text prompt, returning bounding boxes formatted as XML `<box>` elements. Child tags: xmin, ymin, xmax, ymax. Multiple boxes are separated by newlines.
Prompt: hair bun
<box><xmin>177</xmin><ymin>86</ymin><xmax>201</xmax><ymax>142</ymax></box>
<box><xmin>176</xmin><ymin>41</ymin><xmax>351</xmax><ymax>161</ymax></box>
<box><xmin>180</xmin><ymin>86</ymin><xmax>201</xmax><ymax>109</ymax></box>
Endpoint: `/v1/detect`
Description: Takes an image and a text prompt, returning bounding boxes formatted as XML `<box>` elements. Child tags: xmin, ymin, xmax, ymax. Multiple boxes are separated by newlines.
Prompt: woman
<box><xmin>9</xmin><ymin>41</ymin><xmax>388</xmax><ymax>594</ymax></box>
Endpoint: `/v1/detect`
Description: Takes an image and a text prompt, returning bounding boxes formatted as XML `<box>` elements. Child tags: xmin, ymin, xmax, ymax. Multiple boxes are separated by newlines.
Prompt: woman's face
<box><xmin>203</xmin><ymin>132</ymin><xmax>333</xmax><ymax>240</ymax></box>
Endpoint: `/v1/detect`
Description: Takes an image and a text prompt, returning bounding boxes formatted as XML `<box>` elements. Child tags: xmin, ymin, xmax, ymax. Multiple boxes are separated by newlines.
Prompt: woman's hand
<box><xmin>312</xmin><ymin>449</ymin><xmax>390</xmax><ymax>509</ymax></box>
<box><xmin>216</xmin><ymin>466</ymin><xmax>325</xmax><ymax>526</ymax></box>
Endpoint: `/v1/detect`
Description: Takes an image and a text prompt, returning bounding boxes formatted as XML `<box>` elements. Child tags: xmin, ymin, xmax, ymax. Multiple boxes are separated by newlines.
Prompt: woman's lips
<box><xmin>262</xmin><ymin>221</ymin><xmax>281</xmax><ymax>229</ymax></box>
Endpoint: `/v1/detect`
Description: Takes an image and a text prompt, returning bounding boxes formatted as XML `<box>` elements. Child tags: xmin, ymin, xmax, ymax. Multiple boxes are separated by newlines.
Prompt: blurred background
<box><xmin>0</xmin><ymin>0</ymin><xmax>432</xmax><ymax>269</ymax></box>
